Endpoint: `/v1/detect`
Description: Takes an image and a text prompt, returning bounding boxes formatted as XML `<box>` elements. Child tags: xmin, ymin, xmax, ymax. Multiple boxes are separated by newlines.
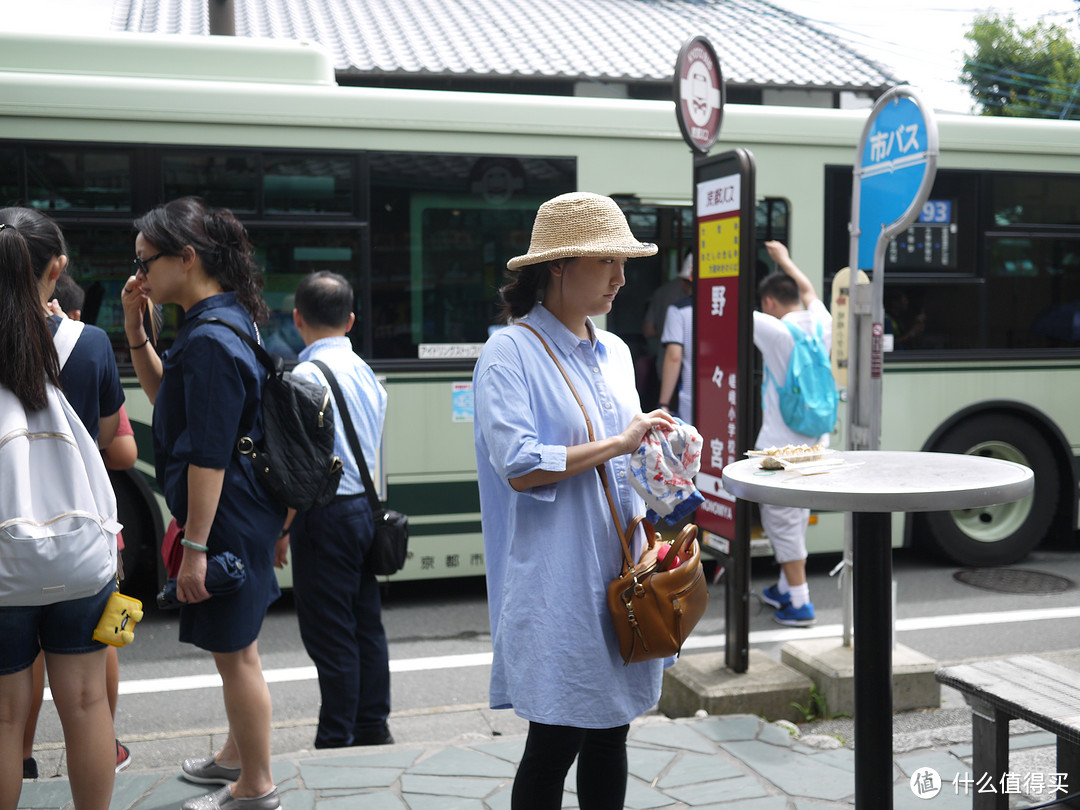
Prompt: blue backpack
<box><xmin>762</xmin><ymin>321</ymin><xmax>838</xmax><ymax>437</ymax></box>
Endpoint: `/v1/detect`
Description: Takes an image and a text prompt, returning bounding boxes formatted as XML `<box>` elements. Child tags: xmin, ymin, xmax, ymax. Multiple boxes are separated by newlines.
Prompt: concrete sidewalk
<box><xmin>15</xmin><ymin>698</ymin><xmax>1065</xmax><ymax>810</ymax></box>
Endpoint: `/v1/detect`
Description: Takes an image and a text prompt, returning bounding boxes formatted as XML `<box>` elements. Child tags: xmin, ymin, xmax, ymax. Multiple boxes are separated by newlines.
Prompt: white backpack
<box><xmin>0</xmin><ymin>319</ymin><xmax>120</xmax><ymax>606</ymax></box>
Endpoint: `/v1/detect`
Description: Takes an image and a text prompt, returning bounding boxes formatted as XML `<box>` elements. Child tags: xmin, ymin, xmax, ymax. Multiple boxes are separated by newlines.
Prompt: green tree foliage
<box><xmin>961</xmin><ymin>14</ymin><xmax>1080</xmax><ymax>119</ymax></box>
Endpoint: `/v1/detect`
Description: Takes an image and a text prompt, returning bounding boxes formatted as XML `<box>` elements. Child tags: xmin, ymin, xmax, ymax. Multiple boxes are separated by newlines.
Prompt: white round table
<box><xmin>722</xmin><ymin>451</ymin><xmax>1033</xmax><ymax>809</ymax></box>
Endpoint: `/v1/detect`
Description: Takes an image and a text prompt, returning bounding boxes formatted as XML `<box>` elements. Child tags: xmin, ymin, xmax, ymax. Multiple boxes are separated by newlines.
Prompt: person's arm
<box><xmin>274</xmin><ymin>507</ymin><xmax>296</xmax><ymax>569</ymax></box>
<box><xmin>120</xmin><ymin>274</ymin><xmax>164</xmax><ymax>404</ymax></box>
<box><xmin>658</xmin><ymin>343</ymin><xmax>683</xmax><ymax>412</ymax></box>
<box><xmin>103</xmin><ymin>406</ymin><xmax>137</xmax><ymax>470</ymax></box>
<box><xmin>175</xmin><ymin>464</ymin><xmax>225</xmax><ymax>604</ymax></box>
<box><xmin>765</xmin><ymin>240</ymin><xmax>818</xmax><ymax>308</ymax></box>
<box><xmin>96</xmin><ymin>410</ymin><xmax>121</xmax><ymax>451</ymax></box>
<box><xmin>508</xmin><ymin>409</ymin><xmax>674</xmax><ymax>492</ymax></box>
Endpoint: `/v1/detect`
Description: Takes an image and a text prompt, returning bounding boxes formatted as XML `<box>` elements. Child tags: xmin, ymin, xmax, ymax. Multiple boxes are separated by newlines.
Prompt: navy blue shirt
<box><xmin>154</xmin><ymin>292</ymin><xmax>284</xmax><ymax>652</ymax></box>
<box><xmin>47</xmin><ymin>317</ymin><xmax>124</xmax><ymax>441</ymax></box>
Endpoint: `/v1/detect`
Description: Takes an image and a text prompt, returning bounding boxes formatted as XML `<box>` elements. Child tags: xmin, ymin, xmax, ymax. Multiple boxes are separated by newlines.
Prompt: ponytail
<box><xmin>0</xmin><ymin>222</ymin><xmax>61</xmax><ymax>411</ymax></box>
<box><xmin>497</xmin><ymin>262</ymin><xmax>552</xmax><ymax>324</ymax></box>
<box><xmin>134</xmin><ymin>197</ymin><xmax>269</xmax><ymax>324</ymax></box>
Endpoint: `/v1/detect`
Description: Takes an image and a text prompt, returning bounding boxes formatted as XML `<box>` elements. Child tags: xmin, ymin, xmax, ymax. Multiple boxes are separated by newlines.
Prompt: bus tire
<box><xmin>918</xmin><ymin>413</ymin><xmax>1058</xmax><ymax>567</ymax></box>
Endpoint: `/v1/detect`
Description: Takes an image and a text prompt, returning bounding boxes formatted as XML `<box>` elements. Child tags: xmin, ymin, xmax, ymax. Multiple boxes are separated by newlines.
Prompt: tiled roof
<box><xmin>110</xmin><ymin>0</ymin><xmax>898</xmax><ymax>93</ymax></box>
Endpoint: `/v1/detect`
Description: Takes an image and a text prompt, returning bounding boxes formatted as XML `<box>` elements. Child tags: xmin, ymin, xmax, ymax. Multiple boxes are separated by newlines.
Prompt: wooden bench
<box><xmin>936</xmin><ymin>655</ymin><xmax>1080</xmax><ymax>809</ymax></box>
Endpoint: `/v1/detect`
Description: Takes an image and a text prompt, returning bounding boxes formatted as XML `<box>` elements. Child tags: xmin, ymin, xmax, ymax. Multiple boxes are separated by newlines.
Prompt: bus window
<box><xmin>162</xmin><ymin>152</ymin><xmax>259</xmax><ymax>214</ymax></box>
<box><xmin>991</xmin><ymin>174</ymin><xmax>1080</xmax><ymax>227</ymax></box>
<box><xmin>263</xmin><ymin>154</ymin><xmax>355</xmax><ymax>215</ymax></box>
<box><xmin>369</xmin><ymin>153</ymin><xmax>575</xmax><ymax>360</ymax></box>
<box><xmin>987</xmin><ymin>234</ymin><xmax>1080</xmax><ymax>349</ymax></box>
<box><xmin>27</xmin><ymin>147</ymin><xmax>132</xmax><ymax>212</ymax></box>
<box><xmin>0</xmin><ymin>145</ymin><xmax>18</xmax><ymax>203</ymax></box>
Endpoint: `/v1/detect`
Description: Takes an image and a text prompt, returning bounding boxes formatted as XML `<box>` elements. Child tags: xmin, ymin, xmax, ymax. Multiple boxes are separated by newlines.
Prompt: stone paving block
<box><xmin>691</xmin><ymin>714</ymin><xmax>763</xmax><ymax>742</ymax></box>
<box><xmin>625</xmin><ymin>777</ymin><xmax>680</xmax><ymax>809</ymax></box>
<box><xmin>467</xmin><ymin>739</ymin><xmax>525</xmax><ymax>764</ymax></box>
<box><xmin>721</xmin><ymin>740</ymin><xmax>853</xmax><ymax>801</ymax></box>
<box><xmin>401</xmin><ymin>795</ymin><xmax>484</xmax><ymax>810</ymax></box>
<box><xmin>657</xmin><ymin>751</ymin><xmax>743</xmax><ymax>788</ymax></box>
<box><xmin>406</xmin><ymin>747</ymin><xmax>515</xmax><ymax>778</ymax></box>
<box><xmin>298</xmin><ymin>763</ymin><xmax>401</xmax><ymax>789</ymax></box>
<box><xmin>17</xmin><ymin>779</ymin><xmax>72</xmax><ymax>810</ymax></box>
<box><xmin>664</xmin><ymin>773</ymin><xmax>769</xmax><ymax>805</ymax></box>
<box><xmin>308</xmin><ymin>749</ymin><xmax>422</xmax><ymax>769</ymax></box>
<box><xmin>757</xmin><ymin>722</ymin><xmax>796</xmax><ymax>748</ymax></box>
<box><xmin>278</xmin><ymin>788</ymin><xmax>316</xmax><ymax>810</ymax></box>
<box><xmin>399</xmin><ymin>773</ymin><xmax>503</xmax><ymax>799</ymax></box>
<box><xmin>630</xmin><ymin>722</ymin><xmax>717</xmax><ymax>754</ymax></box>
<box><xmin>109</xmin><ymin>773</ymin><xmax>162</xmax><ymax>809</ymax></box>
<box><xmin>799</xmin><ymin>746</ymin><xmax>854</xmax><ymax>772</ymax></box>
<box><xmin>627</xmin><ymin>744</ymin><xmax>679</xmax><ymax>783</ymax></box>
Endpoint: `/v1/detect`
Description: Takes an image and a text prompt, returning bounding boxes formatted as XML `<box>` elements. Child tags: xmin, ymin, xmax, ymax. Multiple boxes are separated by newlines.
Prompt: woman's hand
<box><xmin>176</xmin><ymin>546</ymin><xmax>211</xmax><ymax>604</ymax></box>
<box><xmin>618</xmin><ymin>409</ymin><xmax>677</xmax><ymax>455</ymax></box>
<box><xmin>120</xmin><ymin>273</ymin><xmax>150</xmax><ymax>342</ymax></box>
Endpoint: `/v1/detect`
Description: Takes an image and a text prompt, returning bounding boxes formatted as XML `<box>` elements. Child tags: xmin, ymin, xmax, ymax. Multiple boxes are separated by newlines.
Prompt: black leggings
<box><xmin>511</xmin><ymin>721</ymin><xmax>630</xmax><ymax>810</ymax></box>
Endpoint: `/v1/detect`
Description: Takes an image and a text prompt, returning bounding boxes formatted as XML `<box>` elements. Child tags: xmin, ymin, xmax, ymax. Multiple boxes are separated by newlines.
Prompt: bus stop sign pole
<box><xmin>675</xmin><ymin>35</ymin><xmax>755</xmax><ymax>674</ymax></box>
<box><xmin>842</xmin><ymin>86</ymin><xmax>939</xmax><ymax>645</ymax></box>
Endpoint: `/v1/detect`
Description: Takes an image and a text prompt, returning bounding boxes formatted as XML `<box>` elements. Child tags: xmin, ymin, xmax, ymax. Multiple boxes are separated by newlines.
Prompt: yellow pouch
<box><xmin>93</xmin><ymin>591</ymin><xmax>144</xmax><ymax>647</ymax></box>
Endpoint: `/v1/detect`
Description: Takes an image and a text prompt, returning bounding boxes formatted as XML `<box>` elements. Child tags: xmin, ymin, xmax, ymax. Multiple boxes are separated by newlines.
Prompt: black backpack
<box><xmin>193</xmin><ymin>318</ymin><xmax>343</xmax><ymax>511</ymax></box>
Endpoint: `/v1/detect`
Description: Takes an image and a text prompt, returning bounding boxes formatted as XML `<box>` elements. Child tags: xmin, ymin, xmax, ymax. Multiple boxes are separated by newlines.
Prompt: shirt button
<box><xmin>592</xmin><ymin>367</ymin><xmax>600</xmax><ymax>373</ymax></box>
<box><xmin>604</xmin><ymin>402</ymin><xmax>612</xmax><ymax>409</ymax></box>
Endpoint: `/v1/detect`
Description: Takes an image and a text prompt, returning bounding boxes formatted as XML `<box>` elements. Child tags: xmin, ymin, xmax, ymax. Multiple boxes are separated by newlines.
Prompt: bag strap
<box><xmin>52</xmin><ymin>318</ymin><xmax>85</xmax><ymax>370</ymax></box>
<box><xmin>191</xmin><ymin>317</ymin><xmax>278</xmax><ymax>378</ymax></box>
<box><xmin>515</xmin><ymin>323</ymin><xmax>638</xmax><ymax>569</ymax></box>
<box><xmin>310</xmin><ymin>359</ymin><xmax>381</xmax><ymax>515</ymax></box>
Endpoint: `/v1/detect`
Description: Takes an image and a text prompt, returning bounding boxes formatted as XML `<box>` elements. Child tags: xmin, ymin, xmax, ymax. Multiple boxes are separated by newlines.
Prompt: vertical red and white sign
<box><xmin>694</xmin><ymin>173</ymin><xmax>741</xmax><ymax>541</ymax></box>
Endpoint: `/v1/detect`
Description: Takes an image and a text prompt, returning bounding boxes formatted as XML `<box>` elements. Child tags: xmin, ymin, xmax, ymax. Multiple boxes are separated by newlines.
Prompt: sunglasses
<box><xmin>133</xmin><ymin>252</ymin><xmax>169</xmax><ymax>276</ymax></box>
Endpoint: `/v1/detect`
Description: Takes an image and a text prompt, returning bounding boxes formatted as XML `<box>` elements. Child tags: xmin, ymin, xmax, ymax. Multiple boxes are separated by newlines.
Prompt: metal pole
<box><xmin>208</xmin><ymin>0</ymin><xmax>235</xmax><ymax>36</ymax></box>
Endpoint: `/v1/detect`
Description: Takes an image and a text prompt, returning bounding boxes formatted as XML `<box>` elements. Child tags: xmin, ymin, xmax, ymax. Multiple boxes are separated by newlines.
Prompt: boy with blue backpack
<box><xmin>753</xmin><ymin>241</ymin><xmax>837</xmax><ymax>627</ymax></box>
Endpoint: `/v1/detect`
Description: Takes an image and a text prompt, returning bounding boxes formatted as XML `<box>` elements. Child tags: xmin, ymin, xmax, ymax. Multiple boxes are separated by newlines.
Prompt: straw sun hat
<box><xmin>506</xmin><ymin>192</ymin><xmax>658</xmax><ymax>271</ymax></box>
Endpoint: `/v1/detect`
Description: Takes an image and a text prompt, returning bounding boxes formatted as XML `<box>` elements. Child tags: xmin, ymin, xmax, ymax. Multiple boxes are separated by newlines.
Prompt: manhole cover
<box><xmin>953</xmin><ymin>568</ymin><xmax>1074</xmax><ymax>595</ymax></box>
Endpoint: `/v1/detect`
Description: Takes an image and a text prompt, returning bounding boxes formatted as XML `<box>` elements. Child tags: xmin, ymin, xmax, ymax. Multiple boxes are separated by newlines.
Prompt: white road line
<box><xmin>45</xmin><ymin>605</ymin><xmax>1080</xmax><ymax>701</ymax></box>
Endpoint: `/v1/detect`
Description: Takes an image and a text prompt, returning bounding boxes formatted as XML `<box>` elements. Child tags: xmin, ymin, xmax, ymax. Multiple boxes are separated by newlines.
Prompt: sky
<box><xmin>4</xmin><ymin>0</ymin><xmax>1079</xmax><ymax>114</ymax></box>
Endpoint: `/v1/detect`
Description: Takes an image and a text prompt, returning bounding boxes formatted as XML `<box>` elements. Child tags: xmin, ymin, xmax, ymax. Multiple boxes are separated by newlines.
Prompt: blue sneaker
<box><xmin>774</xmin><ymin>602</ymin><xmax>816</xmax><ymax>627</ymax></box>
<box><xmin>759</xmin><ymin>584</ymin><xmax>791</xmax><ymax>609</ymax></box>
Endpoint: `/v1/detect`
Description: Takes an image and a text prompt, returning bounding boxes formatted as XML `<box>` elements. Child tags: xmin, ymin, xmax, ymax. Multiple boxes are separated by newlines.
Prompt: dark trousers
<box><xmin>291</xmin><ymin>496</ymin><xmax>390</xmax><ymax>748</ymax></box>
<box><xmin>511</xmin><ymin>722</ymin><xmax>630</xmax><ymax>810</ymax></box>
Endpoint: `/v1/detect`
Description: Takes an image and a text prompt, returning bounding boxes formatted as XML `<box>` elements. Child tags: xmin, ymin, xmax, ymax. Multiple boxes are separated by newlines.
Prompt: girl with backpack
<box><xmin>0</xmin><ymin>219</ymin><xmax>117</xmax><ymax>810</ymax></box>
<box><xmin>120</xmin><ymin>198</ymin><xmax>284</xmax><ymax>810</ymax></box>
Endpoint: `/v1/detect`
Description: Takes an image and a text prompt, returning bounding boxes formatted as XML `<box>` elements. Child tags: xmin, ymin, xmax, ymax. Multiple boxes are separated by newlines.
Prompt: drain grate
<box><xmin>953</xmin><ymin>568</ymin><xmax>1074</xmax><ymax>595</ymax></box>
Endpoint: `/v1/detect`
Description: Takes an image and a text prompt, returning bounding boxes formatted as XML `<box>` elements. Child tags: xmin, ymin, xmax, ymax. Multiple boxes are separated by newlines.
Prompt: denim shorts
<box><xmin>0</xmin><ymin>581</ymin><xmax>115</xmax><ymax>675</ymax></box>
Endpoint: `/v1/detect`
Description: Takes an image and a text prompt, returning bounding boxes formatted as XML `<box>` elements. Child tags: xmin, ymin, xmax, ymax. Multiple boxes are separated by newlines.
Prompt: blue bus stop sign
<box><xmin>853</xmin><ymin>88</ymin><xmax>939</xmax><ymax>270</ymax></box>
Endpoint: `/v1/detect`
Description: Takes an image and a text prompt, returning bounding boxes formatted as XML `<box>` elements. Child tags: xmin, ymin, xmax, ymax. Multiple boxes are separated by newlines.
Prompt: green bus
<box><xmin>2</xmin><ymin>30</ymin><xmax>1077</xmax><ymax>588</ymax></box>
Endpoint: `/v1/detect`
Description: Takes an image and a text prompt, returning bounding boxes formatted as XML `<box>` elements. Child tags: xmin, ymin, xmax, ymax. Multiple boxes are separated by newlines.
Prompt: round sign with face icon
<box><xmin>674</xmin><ymin>36</ymin><xmax>724</xmax><ymax>154</ymax></box>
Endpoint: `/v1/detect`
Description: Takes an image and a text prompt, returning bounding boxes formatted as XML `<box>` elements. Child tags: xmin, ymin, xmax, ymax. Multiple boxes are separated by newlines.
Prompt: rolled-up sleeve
<box><xmin>475</xmin><ymin>361</ymin><xmax>566</xmax><ymax>502</ymax></box>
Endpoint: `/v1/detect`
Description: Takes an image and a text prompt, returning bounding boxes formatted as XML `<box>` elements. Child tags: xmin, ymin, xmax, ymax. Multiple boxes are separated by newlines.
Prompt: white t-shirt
<box><xmin>661</xmin><ymin>302</ymin><xmax>694</xmax><ymax>422</ymax></box>
<box><xmin>753</xmin><ymin>298</ymin><xmax>833</xmax><ymax>450</ymax></box>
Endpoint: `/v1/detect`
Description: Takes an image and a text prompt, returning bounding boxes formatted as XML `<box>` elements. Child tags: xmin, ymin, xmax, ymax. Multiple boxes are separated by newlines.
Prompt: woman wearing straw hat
<box><xmin>473</xmin><ymin>192</ymin><xmax>675</xmax><ymax>809</ymax></box>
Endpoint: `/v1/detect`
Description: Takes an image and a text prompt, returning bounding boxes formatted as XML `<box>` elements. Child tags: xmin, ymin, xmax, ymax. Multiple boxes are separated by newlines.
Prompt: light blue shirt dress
<box><xmin>473</xmin><ymin>304</ymin><xmax>664</xmax><ymax>729</ymax></box>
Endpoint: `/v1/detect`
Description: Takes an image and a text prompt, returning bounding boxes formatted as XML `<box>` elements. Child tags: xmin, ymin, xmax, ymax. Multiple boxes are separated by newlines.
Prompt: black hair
<box><xmin>0</xmin><ymin>222</ymin><xmax>62</xmax><ymax>411</ymax></box>
<box><xmin>134</xmin><ymin>197</ymin><xmax>269</xmax><ymax>323</ymax></box>
<box><xmin>295</xmin><ymin>271</ymin><xmax>354</xmax><ymax>329</ymax></box>
<box><xmin>53</xmin><ymin>272</ymin><xmax>86</xmax><ymax>314</ymax></box>
<box><xmin>497</xmin><ymin>262</ymin><xmax>553</xmax><ymax>323</ymax></box>
<box><xmin>0</xmin><ymin>206</ymin><xmax>67</xmax><ymax>282</ymax></box>
<box><xmin>758</xmin><ymin>272</ymin><xmax>799</xmax><ymax>306</ymax></box>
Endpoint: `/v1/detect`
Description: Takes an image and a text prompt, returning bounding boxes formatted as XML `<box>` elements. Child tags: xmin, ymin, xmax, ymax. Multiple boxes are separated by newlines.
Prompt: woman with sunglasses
<box><xmin>121</xmin><ymin>197</ymin><xmax>283</xmax><ymax>810</ymax></box>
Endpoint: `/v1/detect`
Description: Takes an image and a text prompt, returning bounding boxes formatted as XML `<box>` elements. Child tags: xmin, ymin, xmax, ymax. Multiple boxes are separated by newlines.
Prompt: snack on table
<box><xmin>753</xmin><ymin>443</ymin><xmax>826</xmax><ymax>470</ymax></box>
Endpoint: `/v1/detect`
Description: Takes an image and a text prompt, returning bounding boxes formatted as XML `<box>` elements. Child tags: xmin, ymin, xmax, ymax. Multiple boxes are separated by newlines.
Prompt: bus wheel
<box><xmin>919</xmin><ymin>413</ymin><xmax>1058</xmax><ymax>567</ymax></box>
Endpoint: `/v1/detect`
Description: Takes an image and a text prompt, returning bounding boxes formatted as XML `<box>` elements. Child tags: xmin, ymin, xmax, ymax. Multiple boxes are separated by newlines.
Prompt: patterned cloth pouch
<box><xmin>629</xmin><ymin>419</ymin><xmax>704</xmax><ymax>525</ymax></box>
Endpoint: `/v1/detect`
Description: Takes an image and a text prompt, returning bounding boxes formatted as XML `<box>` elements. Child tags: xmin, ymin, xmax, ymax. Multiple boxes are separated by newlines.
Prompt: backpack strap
<box><xmin>52</xmin><ymin>318</ymin><xmax>85</xmax><ymax>370</ymax></box>
<box><xmin>190</xmin><ymin>317</ymin><xmax>279</xmax><ymax>378</ymax></box>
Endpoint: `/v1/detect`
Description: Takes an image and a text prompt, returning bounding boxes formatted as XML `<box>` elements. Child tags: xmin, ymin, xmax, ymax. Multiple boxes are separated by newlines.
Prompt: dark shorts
<box><xmin>0</xmin><ymin>581</ymin><xmax>115</xmax><ymax>675</ymax></box>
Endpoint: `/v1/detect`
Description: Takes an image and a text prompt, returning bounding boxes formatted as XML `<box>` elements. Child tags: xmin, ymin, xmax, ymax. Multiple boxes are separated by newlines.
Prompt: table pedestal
<box><xmin>853</xmin><ymin>511</ymin><xmax>893</xmax><ymax>808</ymax></box>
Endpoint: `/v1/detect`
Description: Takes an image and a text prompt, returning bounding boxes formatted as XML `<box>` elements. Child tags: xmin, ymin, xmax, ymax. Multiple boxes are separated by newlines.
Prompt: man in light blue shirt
<box><xmin>276</xmin><ymin>271</ymin><xmax>391</xmax><ymax>748</ymax></box>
